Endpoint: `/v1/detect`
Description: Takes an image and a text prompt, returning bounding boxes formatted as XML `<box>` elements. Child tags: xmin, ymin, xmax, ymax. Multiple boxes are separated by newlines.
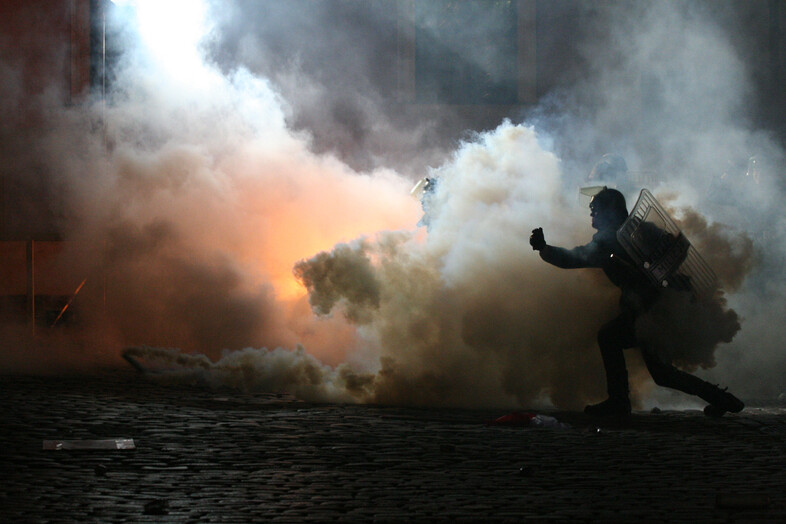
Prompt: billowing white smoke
<box><xmin>125</xmin><ymin>121</ymin><xmax>749</xmax><ymax>410</ymax></box>
<box><xmin>292</xmin><ymin>122</ymin><xmax>753</xmax><ymax>409</ymax></box>
<box><xmin>125</xmin><ymin>122</ymin><xmax>619</xmax><ymax>409</ymax></box>
<box><xmin>0</xmin><ymin>2</ymin><xmax>419</xmax><ymax>373</ymax></box>
<box><xmin>292</xmin><ymin>123</ymin><xmax>619</xmax><ymax>409</ymax></box>
<box><xmin>2</xmin><ymin>0</ymin><xmax>778</xmax><ymax>406</ymax></box>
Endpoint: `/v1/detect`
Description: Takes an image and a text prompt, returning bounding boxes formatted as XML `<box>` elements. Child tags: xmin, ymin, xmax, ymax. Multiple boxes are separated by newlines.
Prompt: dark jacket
<box><xmin>540</xmin><ymin>229</ymin><xmax>657</xmax><ymax>313</ymax></box>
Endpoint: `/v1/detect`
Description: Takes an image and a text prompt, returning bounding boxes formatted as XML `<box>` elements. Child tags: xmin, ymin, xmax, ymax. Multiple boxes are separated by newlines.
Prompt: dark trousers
<box><xmin>597</xmin><ymin>312</ymin><xmax>715</xmax><ymax>400</ymax></box>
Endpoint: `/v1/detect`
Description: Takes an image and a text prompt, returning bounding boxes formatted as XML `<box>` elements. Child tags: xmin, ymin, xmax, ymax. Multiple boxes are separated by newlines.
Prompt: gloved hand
<box><xmin>530</xmin><ymin>227</ymin><xmax>546</xmax><ymax>251</ymax></box>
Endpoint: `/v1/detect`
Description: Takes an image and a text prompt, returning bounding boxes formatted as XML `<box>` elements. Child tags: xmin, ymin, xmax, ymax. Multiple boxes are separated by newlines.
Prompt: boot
<box><xmin>584</xmin><ymin>395</ymin><xmax>631</xmax><ymax>417</ymax></box>
<box><xmin>700</xmin><ymin>385</ymin><xmax>744</xmax><ymax>417</ymax></box>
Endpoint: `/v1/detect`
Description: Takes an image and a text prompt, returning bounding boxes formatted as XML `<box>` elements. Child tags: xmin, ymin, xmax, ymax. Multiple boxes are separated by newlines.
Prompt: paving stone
<box><xmin>2</xmin><ymin>372</ymin><xmax>786</xmax><ymax>522</ymax></box>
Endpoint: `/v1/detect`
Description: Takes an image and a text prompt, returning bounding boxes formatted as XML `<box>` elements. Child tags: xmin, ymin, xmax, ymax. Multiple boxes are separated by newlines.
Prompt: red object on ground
<box><xmin>487</xmin><ymin>412</ymin><xmax>537</xmax><ymax>426</ymax></box>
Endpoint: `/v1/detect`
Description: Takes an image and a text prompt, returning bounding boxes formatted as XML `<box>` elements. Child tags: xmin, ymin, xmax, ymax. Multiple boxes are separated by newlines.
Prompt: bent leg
<box><xmin>641</xmin><ymin>349</ymin><xmax>744</xmax><ymax>414</ymax></box>
<box><xmin>641</xmin><ymin>349</ymin><xmax>706</xmax><ymax>393</ymax></box>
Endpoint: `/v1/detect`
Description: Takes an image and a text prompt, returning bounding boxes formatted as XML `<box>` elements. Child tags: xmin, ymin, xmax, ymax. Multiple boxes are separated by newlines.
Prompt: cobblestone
<box><xmin>2</xmin><ymin>371</ymin><xmax>786</xmax><ymax>522</ymax></box>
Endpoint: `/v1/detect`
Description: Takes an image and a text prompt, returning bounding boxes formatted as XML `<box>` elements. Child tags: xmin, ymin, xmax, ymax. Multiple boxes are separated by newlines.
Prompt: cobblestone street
<box><xmin>2</xmin><ymin>372</ymin><xmax>785</xmax><ymax>522</ymax></box>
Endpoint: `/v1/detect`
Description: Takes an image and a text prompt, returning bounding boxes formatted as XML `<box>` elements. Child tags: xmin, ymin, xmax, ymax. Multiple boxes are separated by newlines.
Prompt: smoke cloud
<box><xmin>0</xmin><ymin>2</ymin><xmax>418</xmax><ymax>373</ymax></box>
<box><xmin>2</xmin><ymin>1</ymin><xmax>783</xmax><ymax>406</ymax></box>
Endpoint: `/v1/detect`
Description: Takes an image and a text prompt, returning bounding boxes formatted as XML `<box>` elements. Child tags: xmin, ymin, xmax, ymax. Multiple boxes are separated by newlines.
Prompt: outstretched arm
<box><xmin>530</xmin><ymin>228</ymin><xmax>606</xmax><ymax>269</ymax></box>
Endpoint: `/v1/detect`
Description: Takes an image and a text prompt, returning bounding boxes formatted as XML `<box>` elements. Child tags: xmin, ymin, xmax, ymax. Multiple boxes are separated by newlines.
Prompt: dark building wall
<box><xmin>0</xmin><ymin>0</ymin><xmax>93</xmax><ymax>242</ymax></box>
<box><xmin>0</xmin><ymin>0</ymin><xmax>94</xmax><ymax>324</ymax></box>
<box><xmin>0</xmin><ymin>0</ymin><xmax>91</xmax><ymax>106</ymax></box>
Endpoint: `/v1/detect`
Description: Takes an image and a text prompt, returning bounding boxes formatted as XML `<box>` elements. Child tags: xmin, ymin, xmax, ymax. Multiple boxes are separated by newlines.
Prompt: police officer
<box><xmin>530</xmin><ymin>187</ymin><xmax>744</xmax><ymax>417</ymax></box>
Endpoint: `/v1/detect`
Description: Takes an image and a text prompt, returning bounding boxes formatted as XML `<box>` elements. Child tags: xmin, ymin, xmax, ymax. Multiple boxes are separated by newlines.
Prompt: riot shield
<box><xmin>617</xmin><ymin>189</ymin><xmax>718</xmax><ymax>298</ymax></box>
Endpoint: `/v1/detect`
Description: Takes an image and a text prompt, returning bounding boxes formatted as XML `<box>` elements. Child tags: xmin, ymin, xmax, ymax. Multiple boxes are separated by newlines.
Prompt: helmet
<box><xmin>590</xmin><ymin>187</ymin><xmax>628</xmax><ymax>224</ymax></box>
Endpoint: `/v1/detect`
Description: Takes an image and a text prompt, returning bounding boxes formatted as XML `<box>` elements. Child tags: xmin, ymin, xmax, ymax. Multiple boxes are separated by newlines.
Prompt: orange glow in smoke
<box><xmin>225</xmin><ymin>152</ymin><xmax>423</xmax><ymax>302</ymax></box>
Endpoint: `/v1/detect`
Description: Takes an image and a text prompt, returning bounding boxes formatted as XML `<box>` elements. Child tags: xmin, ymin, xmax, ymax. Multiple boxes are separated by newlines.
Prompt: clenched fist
<box><xmin>529</xmin><ymin>227</ymin><xmax>546</xmax><ymax>251</ymax></box>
